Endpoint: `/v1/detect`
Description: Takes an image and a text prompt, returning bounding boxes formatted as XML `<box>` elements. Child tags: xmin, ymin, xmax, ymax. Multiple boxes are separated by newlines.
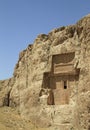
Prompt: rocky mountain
<box><xmin>0</xmin><ymin>14</ymin><xmax>90</xmax><ymax>130</ymax></box>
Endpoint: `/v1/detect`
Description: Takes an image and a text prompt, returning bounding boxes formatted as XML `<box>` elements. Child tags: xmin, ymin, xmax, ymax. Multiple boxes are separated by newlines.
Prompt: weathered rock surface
<box><xmin>0</xmin><ymin>14</ymin><xmax>90</xmax><ymax>130</ymax></box>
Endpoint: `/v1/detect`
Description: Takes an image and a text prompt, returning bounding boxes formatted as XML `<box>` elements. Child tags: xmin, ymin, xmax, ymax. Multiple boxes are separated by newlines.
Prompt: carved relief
<box><xmin>41</xmin><ymin>52</ymin><xmax>80</xmax><ymax>105</ymax></box>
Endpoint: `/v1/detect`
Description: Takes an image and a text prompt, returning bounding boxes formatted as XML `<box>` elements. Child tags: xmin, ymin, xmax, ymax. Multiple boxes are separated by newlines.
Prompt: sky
<box><xmin>0</xmin><ymin>0</ymin><xmax>90</xmax><ymax>80</ymax></box>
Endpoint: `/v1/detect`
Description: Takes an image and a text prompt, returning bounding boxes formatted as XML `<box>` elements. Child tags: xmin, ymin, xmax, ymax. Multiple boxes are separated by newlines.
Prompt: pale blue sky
<box><xmin>0</xmin><ymin>0</ymin><xmax>90</xmax><ymax>80</ymax></box>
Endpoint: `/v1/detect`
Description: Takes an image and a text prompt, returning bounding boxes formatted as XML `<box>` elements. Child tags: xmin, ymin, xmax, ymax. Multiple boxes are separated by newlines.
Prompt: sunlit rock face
<box><xmin>0</xmin><ymin>14</ymin><xmax>90</xmax><ymax>130</ymax></box>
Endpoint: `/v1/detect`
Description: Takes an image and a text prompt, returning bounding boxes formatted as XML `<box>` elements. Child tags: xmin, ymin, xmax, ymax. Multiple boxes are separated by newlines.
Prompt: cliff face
<box><xmin>0</xmin><ymin>14</ymin><xmax>90</xmax><ymax>130</ymax></box>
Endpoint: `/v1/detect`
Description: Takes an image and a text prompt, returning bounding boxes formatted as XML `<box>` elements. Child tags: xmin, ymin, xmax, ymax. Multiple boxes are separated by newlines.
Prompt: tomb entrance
<box><xmin>42</xmin><ymin>52</ymin><xmax>80</xmax><ymax>105</ymax></box>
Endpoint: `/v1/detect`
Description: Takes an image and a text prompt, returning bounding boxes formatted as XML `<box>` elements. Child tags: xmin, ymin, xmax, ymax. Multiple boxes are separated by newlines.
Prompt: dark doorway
<box><xmin>64</xmin><ymin>81</ymin><xmax>67</xmax><ymax>89</ymax></box>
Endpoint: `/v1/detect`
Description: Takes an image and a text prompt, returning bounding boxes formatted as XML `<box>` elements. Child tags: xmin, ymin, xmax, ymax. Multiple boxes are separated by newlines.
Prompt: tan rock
<box><xmin>0</xmin><ymin>14</ymin><xmax>90</xmax><ymax>130</ymax></box>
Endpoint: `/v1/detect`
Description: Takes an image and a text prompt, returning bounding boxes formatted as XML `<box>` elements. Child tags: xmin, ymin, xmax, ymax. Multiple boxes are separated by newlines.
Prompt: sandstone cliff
<box><xmin>0</xmin><ymin>14</ymin><xmax>90</xmax><ymax>130</ymax></box>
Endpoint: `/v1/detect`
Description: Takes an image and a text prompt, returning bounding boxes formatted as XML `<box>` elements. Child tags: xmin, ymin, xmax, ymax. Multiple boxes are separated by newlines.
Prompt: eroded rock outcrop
<box><xmin>0</xmin><ymin>14</ymin><xmax>90</xmax><ymax>130</ymax></box>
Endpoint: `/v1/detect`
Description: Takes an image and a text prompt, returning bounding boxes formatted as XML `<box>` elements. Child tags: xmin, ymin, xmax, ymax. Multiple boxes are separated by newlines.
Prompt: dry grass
<box><xmin>0</xmin><ymin>107</ymin><xmax>49</xmax><ymax>130</ymax></box>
